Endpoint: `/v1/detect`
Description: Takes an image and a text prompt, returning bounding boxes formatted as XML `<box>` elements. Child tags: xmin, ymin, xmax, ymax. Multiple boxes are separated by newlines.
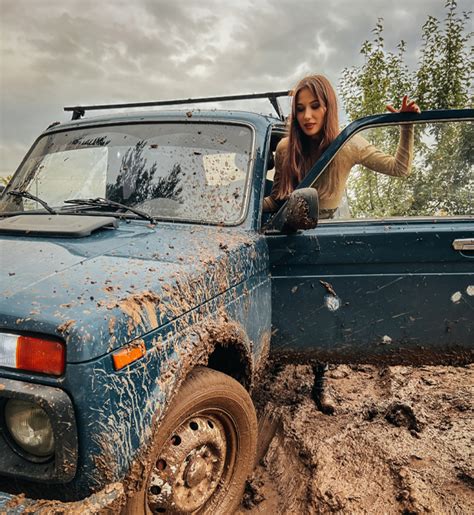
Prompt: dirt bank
<box><xmin>238</xmin><ymin>362</ymin><xmax>473</xmax><ymax>514</ymax></box>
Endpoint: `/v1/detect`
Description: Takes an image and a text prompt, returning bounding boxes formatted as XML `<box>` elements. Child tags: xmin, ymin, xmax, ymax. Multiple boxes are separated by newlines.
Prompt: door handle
<box><xmin>453</xmin><ymin>238</ymin><xmax>474</xmax><ymax>251</ymax></box>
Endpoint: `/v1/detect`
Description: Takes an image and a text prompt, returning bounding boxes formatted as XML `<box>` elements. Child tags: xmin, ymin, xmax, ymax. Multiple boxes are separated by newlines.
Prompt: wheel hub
<box><xmin>184</xmin><ymin>455</ymin><xmax>208</xmax><ymax>488</ymax></box>
<box><xmin>147</xmin><ymin>414</ymin><xmax>227</xmax><ymax>513</ymax></box>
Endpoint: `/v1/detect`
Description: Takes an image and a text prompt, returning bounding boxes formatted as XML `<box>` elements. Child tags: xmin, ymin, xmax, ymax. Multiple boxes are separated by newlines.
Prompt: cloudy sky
<box><xmin>0</xmin><ymin>0</ymin><xmax>470</xmax><ymax>176</ymax></box>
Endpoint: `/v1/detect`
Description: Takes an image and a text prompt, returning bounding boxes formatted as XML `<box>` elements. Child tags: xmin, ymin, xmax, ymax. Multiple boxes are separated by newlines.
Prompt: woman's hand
<box><xmin>386</xmin><ymin>95</ymin><xmax>421</xmax><ymax>114</ymax></box>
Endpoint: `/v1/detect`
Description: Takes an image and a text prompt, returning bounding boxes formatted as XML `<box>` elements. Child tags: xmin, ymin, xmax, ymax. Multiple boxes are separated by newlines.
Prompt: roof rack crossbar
<box><xmin>64</xmin><ymin>91</ymin><xmax>291</xmax><ymax>121</ymax></box>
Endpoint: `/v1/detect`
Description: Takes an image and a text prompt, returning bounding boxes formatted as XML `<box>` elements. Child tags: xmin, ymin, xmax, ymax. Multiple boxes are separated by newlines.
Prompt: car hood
<box><xmin>0</xmin><ymin>220</ymin><xmax>267</xmax><ymax>362</ymax></box>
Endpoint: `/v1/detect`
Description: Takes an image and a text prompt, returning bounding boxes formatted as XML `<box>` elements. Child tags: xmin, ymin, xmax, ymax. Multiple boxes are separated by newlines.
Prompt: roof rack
<box><xmin>64</xmin><ymin>91</ymin><xmax>291</xmax><ymax>121</ymax></box>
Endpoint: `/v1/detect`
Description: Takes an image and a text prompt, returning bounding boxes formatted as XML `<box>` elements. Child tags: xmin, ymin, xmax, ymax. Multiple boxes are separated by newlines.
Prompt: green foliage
<box><xmin>417</xmin><ymin>122</ymin><xmax>474</xmax><ymax>215</ymax></box>
<box><xmin>416</xmin><ymin>1</ymin><xmax>472</xmax><ymax>110</ymax></box>
<box><xmin>340</xmin><ymin>20</ymin><xmax>413</xmax><ymax>120</ymax></box>
<box><xmin>106</xmin><ymin>141</ymin><xmax>183</xmax><ymax>206</ymax></box>
<box><xmin>339</xmin><ymin>0</ymin><xmax>473</xmax><ymax>219</ymax></box>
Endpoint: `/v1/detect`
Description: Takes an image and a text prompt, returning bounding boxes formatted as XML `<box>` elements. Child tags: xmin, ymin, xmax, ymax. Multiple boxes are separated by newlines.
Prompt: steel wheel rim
<box><xmin>146</xmin><ymin>410</ymin><xmax>238</xmax><ymax>513</ymax></box>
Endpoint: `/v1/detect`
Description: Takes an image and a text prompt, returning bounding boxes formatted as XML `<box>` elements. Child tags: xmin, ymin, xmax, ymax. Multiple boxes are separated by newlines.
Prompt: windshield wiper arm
<box><xmin>64</xmin><ymin>197</ymin><xmax>155</xmax><ymax>223</ymax></box>
<box><xmin>8</xmin><ymin>190</ymin><xmax>57</xmax><ymax>214</ymax></box>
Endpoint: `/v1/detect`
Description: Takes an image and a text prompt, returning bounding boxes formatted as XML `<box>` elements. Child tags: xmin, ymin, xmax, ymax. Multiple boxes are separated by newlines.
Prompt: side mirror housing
<box><xmin>281</xmin><ymin>187</ymin><xmax>319</xmax><ymax>233</ymax></box>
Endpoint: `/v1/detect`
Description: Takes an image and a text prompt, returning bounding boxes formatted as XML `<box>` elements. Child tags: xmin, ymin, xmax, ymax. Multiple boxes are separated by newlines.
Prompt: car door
<box><xmin>266</xmin><ymin>110</ymin><xmax>473</xmax><ymax>364</ymax></box>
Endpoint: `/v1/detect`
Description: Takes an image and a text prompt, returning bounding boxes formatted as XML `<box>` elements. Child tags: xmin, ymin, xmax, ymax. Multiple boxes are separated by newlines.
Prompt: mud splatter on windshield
<box><xmin>1</xmin><ymin>123</ymin><xmax>253</xmax><ymax>225</ymax></box>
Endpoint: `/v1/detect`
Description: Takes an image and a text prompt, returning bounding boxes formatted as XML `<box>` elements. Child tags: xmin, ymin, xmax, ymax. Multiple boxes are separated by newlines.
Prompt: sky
<box><xmin>0</xmin><ymin>0</ymin><xmax>471</xmax><ymax>176</ymax></box>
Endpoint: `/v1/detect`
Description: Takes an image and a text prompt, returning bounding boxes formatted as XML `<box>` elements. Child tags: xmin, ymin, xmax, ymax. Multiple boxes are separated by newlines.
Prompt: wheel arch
<box><xmin>206</xmin><ymin>341</ymin><xmax>252</xmax><ymax>389</ymax></box>
<box><xmin>201</xmin><ymin>319</ymin><xmax>255</xmax><ymax>390</ymax></box>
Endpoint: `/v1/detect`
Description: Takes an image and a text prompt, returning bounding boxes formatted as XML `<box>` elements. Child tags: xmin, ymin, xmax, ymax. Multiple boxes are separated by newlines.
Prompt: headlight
<box><xmin>4</xmin><ymin>399</ymin><xmax>55</xmax><ymax>458</ymax></box>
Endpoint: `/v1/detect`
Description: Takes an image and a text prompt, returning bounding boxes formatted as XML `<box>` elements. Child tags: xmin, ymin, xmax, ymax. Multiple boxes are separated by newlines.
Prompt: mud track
<box><xmin>238</xmin><ymin>362</ymin><xmax>473</xmax><ymax>514</ymax></box>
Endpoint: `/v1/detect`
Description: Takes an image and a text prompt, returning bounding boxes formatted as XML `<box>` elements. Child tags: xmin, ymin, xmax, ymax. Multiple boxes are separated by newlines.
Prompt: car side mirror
<box><xmin>281</xmin><ymin>187</ymin><xmax>319</xmax><ymax>233</ymax></box>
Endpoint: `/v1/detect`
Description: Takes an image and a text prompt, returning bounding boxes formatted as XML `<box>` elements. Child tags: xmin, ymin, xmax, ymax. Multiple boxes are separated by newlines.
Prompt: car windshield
<box><xmin>0</xmin><ymin>122</ymin><xmax>254</xmax><ymax>225</ymax></box>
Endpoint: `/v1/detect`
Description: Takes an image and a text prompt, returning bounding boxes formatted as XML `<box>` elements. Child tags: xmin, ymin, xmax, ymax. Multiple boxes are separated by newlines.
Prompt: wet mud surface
<box><xmin>238</xmin><ymin>362</ymin><xmax>473</xmax><ymax>514</ymax></box>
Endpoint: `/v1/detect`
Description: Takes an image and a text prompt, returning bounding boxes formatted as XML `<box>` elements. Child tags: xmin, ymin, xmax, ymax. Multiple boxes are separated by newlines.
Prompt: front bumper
<box><xmin>0</xmin><ymin>378</ymin><xmax>77</xmax><ymax>482</ymax></box>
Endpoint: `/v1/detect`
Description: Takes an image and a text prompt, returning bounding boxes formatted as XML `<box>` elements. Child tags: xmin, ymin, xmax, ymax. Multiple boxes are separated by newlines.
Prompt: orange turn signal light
<box><xmin>16</xmin><ymin>336</ymin><xmax>66</xmax><ymax>376</ymax></box>
<box><xmin>112</xmin><ymin>342</ymin><xmax>146</xmax><ymax>370</ymax></box>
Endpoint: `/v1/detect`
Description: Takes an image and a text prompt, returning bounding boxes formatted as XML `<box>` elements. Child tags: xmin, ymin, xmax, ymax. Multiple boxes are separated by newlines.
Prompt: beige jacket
<box><xmin>263</xmin><ymin>126</ymin><xmax>414</xmax><ymax>212</ymax></box>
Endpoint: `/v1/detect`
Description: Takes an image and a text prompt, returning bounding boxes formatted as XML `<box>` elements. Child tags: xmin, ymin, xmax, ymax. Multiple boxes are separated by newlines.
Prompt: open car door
<box><xmin>266</xmin><ymin>109</ymin><xmax>473</xmax><ymax>364</ymax></box>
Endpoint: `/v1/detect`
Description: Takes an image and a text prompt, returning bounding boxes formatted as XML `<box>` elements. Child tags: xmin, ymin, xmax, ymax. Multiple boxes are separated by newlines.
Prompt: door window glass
<box><xmin>324</xmin><ymin>120</ymin><xmax>473</xmax><ymax>219</ymax></box>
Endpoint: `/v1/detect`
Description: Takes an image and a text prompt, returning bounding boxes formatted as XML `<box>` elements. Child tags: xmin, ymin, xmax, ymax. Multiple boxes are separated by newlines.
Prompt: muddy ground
<box><xmin>237</xmin><ymin>362</ymin><xmax>473</xmax><ymax>514</ymax></box>
<box><xmin>2</xmin><ymin>363</ymin><xmax>471</xmax><ymax>514</ymax></box>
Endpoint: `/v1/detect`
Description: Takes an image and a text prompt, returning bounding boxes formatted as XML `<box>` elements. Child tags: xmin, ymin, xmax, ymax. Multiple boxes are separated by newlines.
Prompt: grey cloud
<box><xmin>0</xmin><ymin>0</ymin><xmax>471</xmax><ymax>174</ymax></box>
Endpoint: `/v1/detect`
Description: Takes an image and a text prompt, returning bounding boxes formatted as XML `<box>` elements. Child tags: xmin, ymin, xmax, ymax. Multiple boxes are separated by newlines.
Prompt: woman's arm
<box><xmin>356</xmin><ymin>95</ymin><xmax>420</xmax><ymax>177</ymax></box>
<box><xmin>356</xmin><ymin>124</ymin><xmax>414</xmax><ymax>177</ymax></box>
<box><xmin>263</xmin><ymin>138</ymin><xmax>288</xmax><ymax>212</ymax></box>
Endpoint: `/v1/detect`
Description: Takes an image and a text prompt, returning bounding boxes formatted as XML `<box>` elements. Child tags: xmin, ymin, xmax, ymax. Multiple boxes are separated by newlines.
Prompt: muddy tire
<box><xmin>123</xmin><ymin>366</ymin><xmax>257</xmax><ymax>514</ymax></box>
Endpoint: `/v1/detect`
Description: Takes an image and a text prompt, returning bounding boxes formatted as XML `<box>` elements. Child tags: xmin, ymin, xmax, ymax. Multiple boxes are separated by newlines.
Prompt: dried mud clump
<box><xmin>238</xmin><ymin>362</ymin><xmax>473</xmax><ymax>514</ymax></box>
<box><xmin>4</xmin><ymin>482</ymin><xmax>125</xmax><ymax>514</ymax></box>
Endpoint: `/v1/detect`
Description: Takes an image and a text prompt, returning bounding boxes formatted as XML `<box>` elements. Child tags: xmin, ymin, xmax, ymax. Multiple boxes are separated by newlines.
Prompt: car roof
<box><xmin>46</xmin><ymin>109</ymin><xmax>285</xmax><ymax>134</ymax></box>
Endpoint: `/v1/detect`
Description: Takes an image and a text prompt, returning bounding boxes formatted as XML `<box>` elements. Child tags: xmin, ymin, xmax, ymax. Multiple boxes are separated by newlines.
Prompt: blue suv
<box><xmin>0</xmin><ymin>94</ymin><xmax>472</xmax><ymax>513</ymax></box>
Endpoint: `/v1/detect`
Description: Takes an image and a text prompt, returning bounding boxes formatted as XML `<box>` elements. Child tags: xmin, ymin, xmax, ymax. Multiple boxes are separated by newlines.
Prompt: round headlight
<box><xmin>4</xmin><ymin>399</ymin><xmax>55</xmax><ymax>458</ymax></box>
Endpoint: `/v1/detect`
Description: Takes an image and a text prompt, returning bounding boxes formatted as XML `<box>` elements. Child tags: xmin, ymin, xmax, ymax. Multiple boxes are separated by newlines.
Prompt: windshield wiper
<box><xmin>8</xmin><ymin>190</ymin><xmax>57</xmax><ymax>214</ymax></box>
<box><xmin>64</xmin><ymin>197</ymin><xmax>155</xmax><ymax>223</ymax></box>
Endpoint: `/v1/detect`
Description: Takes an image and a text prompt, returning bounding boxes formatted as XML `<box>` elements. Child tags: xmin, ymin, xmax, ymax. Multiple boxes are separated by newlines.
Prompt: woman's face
<box><xmin>295</xmin><ymin>87</ymin><xmax>327</xmax><ymax>139</ymax></box>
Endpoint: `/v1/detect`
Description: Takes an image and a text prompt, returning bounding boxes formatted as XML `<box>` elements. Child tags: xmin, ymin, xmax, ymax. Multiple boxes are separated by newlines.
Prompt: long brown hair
<box><xmin>276</xmin><ymin>74</ymin><xmax>339</xmax><ymax>200</ymax></box>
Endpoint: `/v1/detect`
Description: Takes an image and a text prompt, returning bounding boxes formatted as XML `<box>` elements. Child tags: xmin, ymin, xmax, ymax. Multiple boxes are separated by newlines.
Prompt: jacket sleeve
<box><xmin>355</xmin><ymin>125</ymin><xmax>414</xmax><ymax>177</ymax></box>
<box><xmin>263</xmin><ymin>139</ymin><xmax>287</xmax><ymax>212</ymax></box>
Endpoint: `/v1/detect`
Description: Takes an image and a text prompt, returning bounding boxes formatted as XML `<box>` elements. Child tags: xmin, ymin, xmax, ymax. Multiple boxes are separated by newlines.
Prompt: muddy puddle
<box><xmin>238</xmin><ymin>362</ymin><xmax>473</xmax><ymax>514</ymax></box>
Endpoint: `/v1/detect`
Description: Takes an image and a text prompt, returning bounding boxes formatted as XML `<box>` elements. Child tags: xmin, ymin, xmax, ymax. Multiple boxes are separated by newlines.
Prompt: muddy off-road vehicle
<box><xmin>0</xmin><ymin>93</ymin><xmax>472</xmax><ymax>513</ymax></box>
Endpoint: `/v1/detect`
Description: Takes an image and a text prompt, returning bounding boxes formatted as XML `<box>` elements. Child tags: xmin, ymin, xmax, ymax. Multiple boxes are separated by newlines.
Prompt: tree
<box><xmin>416</xmin><ymin>1</ymin><xmax>472</xmax><ymax>110</ymax></box>
<box><xmin>106</xmin><ymin>140</ymin><xmax>183</xmax><ymax>206</ymax></box>
<box><xmin>340</xmin><ymin>19</ymin><xmax>413</xmax><ymax>120</ymax></box>
<box><xmin>339</xmin><ymin>0</ymin><xmax>472</xmax><ymax>218</ymax></box>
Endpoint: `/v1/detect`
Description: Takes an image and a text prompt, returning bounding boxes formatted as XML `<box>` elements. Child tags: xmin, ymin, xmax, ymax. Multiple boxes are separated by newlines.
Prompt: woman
<box><xmin>263</xmin><ymin>74</ymin><xmax>420</xmax><ymax>218</ymax></box>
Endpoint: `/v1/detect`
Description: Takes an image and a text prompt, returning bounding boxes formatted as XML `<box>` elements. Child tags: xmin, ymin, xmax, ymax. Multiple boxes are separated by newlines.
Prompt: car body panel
<box><xmin>0</xmin><ymin>222</ymin><xmax>269</xmax><ymax>363</ymax></box>
<box><xmin>269</xmin><ymin>218</ymin><xmax>473</xmax><ymax>363</ymax></box>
